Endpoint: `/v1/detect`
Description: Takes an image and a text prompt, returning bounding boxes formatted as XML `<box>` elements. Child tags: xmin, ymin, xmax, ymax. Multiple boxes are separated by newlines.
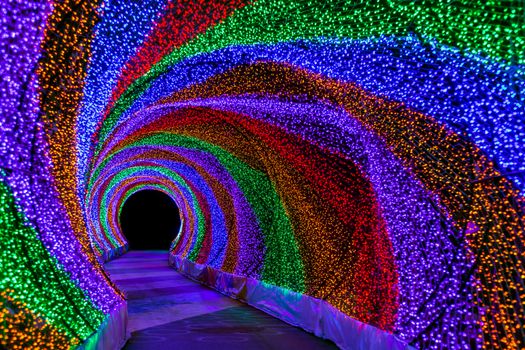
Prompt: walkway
<box><xmin>105</xmin><ymin>251</ymin><xmax>338</xmax><ymax>350</ymax></box>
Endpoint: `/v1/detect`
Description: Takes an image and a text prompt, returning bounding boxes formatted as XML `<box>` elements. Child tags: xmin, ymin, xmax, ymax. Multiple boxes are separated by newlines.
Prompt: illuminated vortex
<box><xmin>1</xmin><ymin>1</ymin><xmax>524</xmax><ymax>349</ymax></box>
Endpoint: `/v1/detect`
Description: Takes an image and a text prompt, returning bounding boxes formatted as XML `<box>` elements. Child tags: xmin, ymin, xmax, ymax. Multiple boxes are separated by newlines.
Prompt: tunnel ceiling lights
<box><xmin>1</xmin><ymin>0</ymin><xmax>524</xmax><ymax>349</ymax></box>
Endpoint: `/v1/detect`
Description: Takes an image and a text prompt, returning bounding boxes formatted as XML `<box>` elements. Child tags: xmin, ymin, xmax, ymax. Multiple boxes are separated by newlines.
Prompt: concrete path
<box><xmin>105</xmin><ymin>251</ymin><xmax>338</xmax><ymax>350</ymax></box>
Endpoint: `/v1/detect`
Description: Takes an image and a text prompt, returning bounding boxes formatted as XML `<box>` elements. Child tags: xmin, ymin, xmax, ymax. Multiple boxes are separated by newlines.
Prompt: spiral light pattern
<box><xmin>1</xmin><ymin>0</ymin><xmax>524</xmax><ymax>349</ymax></box>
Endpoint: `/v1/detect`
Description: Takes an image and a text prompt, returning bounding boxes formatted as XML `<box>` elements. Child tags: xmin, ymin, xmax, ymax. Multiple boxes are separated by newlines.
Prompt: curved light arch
<box><xmin>1</xmin><ymin>1</ymin><xmax>523</xmax><ymax>349</ymax></box>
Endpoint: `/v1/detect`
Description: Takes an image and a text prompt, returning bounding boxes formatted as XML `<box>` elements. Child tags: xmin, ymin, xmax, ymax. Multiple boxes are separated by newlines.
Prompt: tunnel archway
<box><xmin>119</xmin><ymin>190</ymin><xmax>181</xmax><ymax>250</ymax></box>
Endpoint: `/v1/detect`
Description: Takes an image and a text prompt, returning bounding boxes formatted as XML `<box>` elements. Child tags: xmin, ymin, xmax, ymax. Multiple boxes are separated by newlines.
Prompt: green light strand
<box><xmin>0</xmin><ymin>172</ymin><xmax>105</xmax><ymax>344</ymax></box>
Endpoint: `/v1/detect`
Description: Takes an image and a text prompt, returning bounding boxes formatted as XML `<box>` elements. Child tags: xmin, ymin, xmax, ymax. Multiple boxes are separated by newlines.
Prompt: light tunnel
<box><xmin>1</xmin><ymin>0</ymin><xmax>524</xmax><ymax>349</ymax></box>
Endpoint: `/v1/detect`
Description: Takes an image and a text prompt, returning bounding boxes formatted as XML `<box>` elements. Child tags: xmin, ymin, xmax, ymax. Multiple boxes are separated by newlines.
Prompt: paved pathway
<box><xmin>105</xmin><ymin>251</ymin><xmax>338</xmax><ymax>350</ymax></box>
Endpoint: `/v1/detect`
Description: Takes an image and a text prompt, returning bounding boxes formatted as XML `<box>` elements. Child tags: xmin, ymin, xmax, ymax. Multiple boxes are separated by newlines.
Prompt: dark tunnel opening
<box><xmin>119</xmin><ymin>190</ymin><xmax>181</xmax><ymax>250</ymax></box>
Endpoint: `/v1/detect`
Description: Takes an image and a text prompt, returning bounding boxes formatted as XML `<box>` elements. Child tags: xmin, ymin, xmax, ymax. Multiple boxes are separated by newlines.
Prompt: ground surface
<box><xmin>105</xmin><ymin>250</ymin><xmax>338</xmax><ymax>350</ymax></box>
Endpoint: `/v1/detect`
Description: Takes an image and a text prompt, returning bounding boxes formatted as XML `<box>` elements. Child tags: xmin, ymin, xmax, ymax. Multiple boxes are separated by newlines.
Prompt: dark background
<box><xmin>119</xmin><ymin>190</ymin><xmax>181</xmax><ymax>250</ymax></box>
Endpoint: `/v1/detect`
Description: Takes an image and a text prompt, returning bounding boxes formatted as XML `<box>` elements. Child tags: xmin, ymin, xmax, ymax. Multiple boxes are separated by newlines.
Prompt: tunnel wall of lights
<box><xmin>1</xmin><ymin>0</ymin><xmax>524</xmax><ymax>349</ymax></box>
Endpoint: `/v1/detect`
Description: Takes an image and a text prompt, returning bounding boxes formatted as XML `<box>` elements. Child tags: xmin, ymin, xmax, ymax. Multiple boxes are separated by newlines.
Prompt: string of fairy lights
<box><xmin>1</xmin><ymin>0</ymin><xmax>524</xmax><ymax>349</ymax></box>
<box><xmin>2</xmin><ymin>0</ymin><xmax>124</xmax><ymax>348</ymax></box>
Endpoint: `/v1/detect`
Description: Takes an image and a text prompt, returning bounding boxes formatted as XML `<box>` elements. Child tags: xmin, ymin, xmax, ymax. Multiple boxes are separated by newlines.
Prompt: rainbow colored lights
<box><xmin>1</xmin><ymin>0</ymin><xmax>524</xmax><ymax>349</ymax></box>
